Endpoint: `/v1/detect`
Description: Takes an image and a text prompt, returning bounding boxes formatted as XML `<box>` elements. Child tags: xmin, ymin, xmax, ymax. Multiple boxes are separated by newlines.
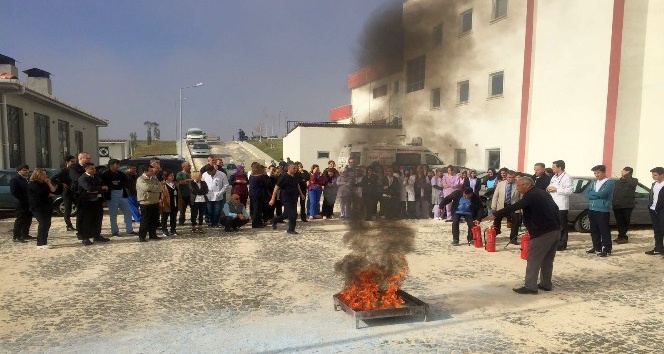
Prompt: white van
<box><xmin>186</xmin><ymin>128</ymin><xmax>206</xmax><ymax>141</ymax></box>
<box><xmin>337</xmin><ymin>142</ymin><xmax>445</xmax><ymax>170</ymax></box>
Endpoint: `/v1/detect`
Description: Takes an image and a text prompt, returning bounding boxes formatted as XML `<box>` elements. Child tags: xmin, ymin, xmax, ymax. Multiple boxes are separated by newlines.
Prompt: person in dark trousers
<box><xmin>483</xmin><ymin>177</ymin><xmax>561</xmax><ymax>294</ymax></box>
<box><xmin>441</xmin><ymin>187</ymin><xmax>482</xmax><ymax>245</ymax></box>
<box><xmin>77</xmin><ymin>162</ymin><xmax>110</xmax><ymax>245</ymax></box>
<box><xmin>533</xmin><ymin>163</ymin><xmax>552</xmax><ymax>190</ymax></box>
<box><xmin>52</xmin><ymin>155</ymin><xmax>76</xmax><ymax>231</ymax></box>
<box><xmin>136</xmin><ymin>165</ymin><xmax>162</xmax><ymax>242</ymax></box>
<box><xmin>248</xmin><ymin>163</ymin><xmax>268</xmax><ymax>228</ymax></box>
<box><xmin>612</xmin><ymin>167</ymin><xmax>637</xmax><ymax>244</ymax></box>
<box><xmin>175</xmin><ymin>161</ymin><xmax>192</xmax><ymax>226</ymax></box>
<box><xmin>10</xmin><ymin>165</ymin><xmax>33</xmax><ymax>242</ymax></box>
<box><xmin>295</xmin><ymin>162</ymin><xmax>309</xmax><ymax>222</ymax></box>
<box><xmin>159</xmin><ymin>170</ymin><xmax>179</xmax><ymax>236</ymax></box>
<box><xmin>362</xmin><ymin>166</ymin><xmax>381</xmax><ymax>220</ymax></box>
<box><xmin>645</xmin><ymin>167</ymin><xmax>664</xmax><ymax>256</ymax></box>
<box><xmin>28</xmin><ymin>168</ymin><xmax>57</xmax><ymax>248</ymax></box>
<box><xmin>270</xmin><ymin>162</ymin><xmax>306</xmax><ymax>235</ymax></box>
<box><xmin>584</xmin><ymin>165</ymin><xmax>615</xmax><ymax>257</ymax></box>
<box><xmin>381</xmin><ymin>167</ymin><xmax>401</xmax><ymax>220</ymax></box>
<box><xmin>124</xmin><ymin>164</ymin><xmax>141</xmax><ymax>222</ymax></box>
<box><xmin>221</xmin><ymin>194</ymin><xmax>250</xmax><ymax>232</ymax></box>
<box><xmin>101</xmin><ymin>159</ymin><xmax>135</xmax><ymax>236</ymax></box>
<box><xmin>189</xmin><ymin>171</ymin><xmax>208</xmax><ymax>233</ymax></box>
<box><xmin>69</xmin><ymin>152</ymin><xmax>91</xmax><ymax>239</ymax></box>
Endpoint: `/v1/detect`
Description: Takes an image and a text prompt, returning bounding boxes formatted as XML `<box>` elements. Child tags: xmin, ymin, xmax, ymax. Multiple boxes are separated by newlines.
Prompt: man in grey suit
<box><xmin>484</xmin><ymin>177</ymin><xmax>561</xmax><ymax>294</ymax></box>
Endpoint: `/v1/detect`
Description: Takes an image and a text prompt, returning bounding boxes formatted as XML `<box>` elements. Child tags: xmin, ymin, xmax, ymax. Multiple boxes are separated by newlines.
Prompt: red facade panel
<box><xmin>329</xmin><ymin>104</ymin><xmax>352</xmax><ymax>121</ymax></box>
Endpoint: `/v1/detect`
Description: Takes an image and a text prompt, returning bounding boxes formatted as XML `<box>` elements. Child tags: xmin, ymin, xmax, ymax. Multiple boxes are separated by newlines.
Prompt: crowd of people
<box><xmin>7</xmin><ymin>152</ymin><xmax>664</xmax><ymax>273</ymax></box>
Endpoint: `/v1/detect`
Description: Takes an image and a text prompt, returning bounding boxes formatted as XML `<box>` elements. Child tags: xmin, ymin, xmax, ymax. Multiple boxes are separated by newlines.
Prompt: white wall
<box><xmin>526</xmin><ymin>0</ymin><xmax>614</xmax><ymax>176</ymax></box>
<box><xmin>351</xmin><ymin>72</ymin><xmax>403</xmax><ymax>123</ymax></box>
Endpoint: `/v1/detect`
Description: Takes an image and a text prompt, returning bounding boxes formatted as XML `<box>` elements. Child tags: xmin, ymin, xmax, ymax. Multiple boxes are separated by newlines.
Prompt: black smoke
<box><xmin>355</xmin><ymin>0</ymin><xmax>404</xmax><ymax>71</ymax></box>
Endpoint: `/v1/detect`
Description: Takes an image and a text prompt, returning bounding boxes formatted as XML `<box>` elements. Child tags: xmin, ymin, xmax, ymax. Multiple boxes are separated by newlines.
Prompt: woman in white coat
<box><xmin>400</xmin><ymin>168</ymin><xmax>416</xmax><ymax>218</ymax></box>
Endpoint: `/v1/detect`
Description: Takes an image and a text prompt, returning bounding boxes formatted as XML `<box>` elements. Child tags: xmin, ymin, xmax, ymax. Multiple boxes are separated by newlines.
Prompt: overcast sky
<box><xmin>3</xmin><ymin>0</ymin><xmax>393</xmax><ymax>140</ymax></box>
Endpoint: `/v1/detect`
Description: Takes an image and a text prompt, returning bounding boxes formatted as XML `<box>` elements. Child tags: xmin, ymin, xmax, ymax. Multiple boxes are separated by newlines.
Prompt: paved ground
<box><xmin>1</xmin><ymin>212</ymin><xmax>663</xmax><ymax>353</ymax></box>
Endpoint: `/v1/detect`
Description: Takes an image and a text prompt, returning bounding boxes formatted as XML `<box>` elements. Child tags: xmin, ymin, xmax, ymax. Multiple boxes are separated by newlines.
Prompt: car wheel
<box><xmin>55</xmin><ymin>199</ymin><xmax>78</xmax><ymax>217</ymax></box>
<box><xmin>574</xmin><ymin>210</ymin><xmax>590</xmax><ymax>233</ymax></box>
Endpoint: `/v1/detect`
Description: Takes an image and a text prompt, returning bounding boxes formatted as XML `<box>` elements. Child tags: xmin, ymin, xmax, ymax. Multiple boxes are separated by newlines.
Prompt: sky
<box><xmin>3</xmin><ymin>0</ymin><xmax>394</xmax><ymax>140</ymax></box>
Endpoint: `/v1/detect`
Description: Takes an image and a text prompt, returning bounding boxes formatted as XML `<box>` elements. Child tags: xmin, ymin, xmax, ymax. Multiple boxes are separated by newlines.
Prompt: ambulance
<box><xmin>337</xmin><ymin>141</ymin><xmax>445</xmax><ymax>170</ymax></box>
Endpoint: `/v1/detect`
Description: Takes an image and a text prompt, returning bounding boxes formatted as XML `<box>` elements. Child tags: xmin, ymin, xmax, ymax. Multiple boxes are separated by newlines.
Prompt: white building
<box><xmin>98</xmin><ymin>139</ymin><xmax>129</xmax><ymax>166</ymax></box>
<box><xmin>337</xmin><ymin>0</ymin><xmax>663</xmax><ymax>183</ymax></box>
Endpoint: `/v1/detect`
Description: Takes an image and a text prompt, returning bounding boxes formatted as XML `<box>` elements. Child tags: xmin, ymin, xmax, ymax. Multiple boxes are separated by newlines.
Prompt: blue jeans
<box><xmin>308</xmin><ymin>189</ymin><xmax>321</xmax><ymax>216</ymax></box>
<box><xmin>127</xmin><ymin>195</ymin><xmax>141</xmax><ymax>222</ymax></box>
<box><xmin>107</xmin><ymin>189</ymin><xmax>134</xmax><ymax>234</ymax></box>
<box><xmin>207</xmin><ymin>200</ymin><xmax>223</xmax><ymax>226</ymax></box>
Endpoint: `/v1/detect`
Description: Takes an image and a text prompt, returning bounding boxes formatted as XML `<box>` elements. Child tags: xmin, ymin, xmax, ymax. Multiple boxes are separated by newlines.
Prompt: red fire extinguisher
<box><xmin>471</xmin><ymin>221</ymin><xmax>481</xmax><ymax>246</ymax></box>
<box><xmin>520</xmin><ymin>231</ymin><xmax>530</xmax><ymax>260</ymax></box>
<box><xmin>484</xmin><ymin>225</ymin><xmax>496</xmax><ymax>252</ymax></box>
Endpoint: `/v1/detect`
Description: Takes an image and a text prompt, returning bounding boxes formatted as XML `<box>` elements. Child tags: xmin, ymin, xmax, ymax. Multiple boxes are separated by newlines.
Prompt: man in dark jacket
<box><xmin>533</xmin><ymin>163</ymin><xmax>552</xmax><ymax>190</ymax></box>
<box><xmin>101</xmin><ymin>159</ymin><xmax>135</xmax><ymax>237</ymax></box>
<box><xmin>381</xmin><ymin>167</ymin><xmax>400</xmax><ymax>220</ymax></box>
<box><xmin>69</xmin><ymin>152</ymin><xmax>90</xmax><ymax>238</ymax></box>
<box><xmin>440</xmin><ymin>187</ymin><xmax>482</xmax><ymax>245</ymax></box>
<box><xmin>10</xmin><ymin>165</ymin><xmax>33</xmax><ymax>242</ymax></box>
<box><xmin>295</xmin><ymin>162</ymin><xmax>309</xmax><ymax>222</ymax></box>
<box><xmin>612</xmin><ymin>167</ymin><xmax>637</xmax><ymax>244</ymax></box>
<box><xmin>53</xmin><ymin>155</ymin><xmax>76</xmax><ymax>231</ymax></box>
<box><xmin>77</xmin><ymin>162</ymin><xmax>110</xmax><ymax>245</ymax></box>
<box><xmin>645</xmin><ymin>167</ymin><xmax>664</xmax><ymax>256</ymax></box>
<box><xmin>484</xmin><ymin>177</ymin><xmax>561</xmax><ymax>294</ymax></box>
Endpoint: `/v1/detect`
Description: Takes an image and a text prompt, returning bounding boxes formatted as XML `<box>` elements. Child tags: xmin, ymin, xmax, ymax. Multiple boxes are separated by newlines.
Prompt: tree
<box><xmin>129</xmin><ymin>132</ymin><xmax>138</xmax><ymax>156</ymax></box>
<box><xmin>153</xmin><ymin>122</ymin><xmax>161</xmax><ymax>140</ymax></box>
<box><xmin>144</xmin><ymin>121</ymin><xmax>153</xmax><ymax>145</ymax></box>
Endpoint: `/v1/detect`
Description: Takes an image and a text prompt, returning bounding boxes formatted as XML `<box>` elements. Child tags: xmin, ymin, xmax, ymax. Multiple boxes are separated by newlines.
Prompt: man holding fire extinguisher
<box><xmin>483</xmin><ymin>177</ymin><xmax>561</xmax><ymax>294</ymax></box>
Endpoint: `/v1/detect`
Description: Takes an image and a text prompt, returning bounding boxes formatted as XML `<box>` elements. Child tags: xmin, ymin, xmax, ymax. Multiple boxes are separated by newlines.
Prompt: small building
<box><xmin>283</xmin><ymin>121</ymin><xmax>404</xmax><ymax>170</ymax></box>
<box><xmin>0</xmin><ymin>54</ymin><xmax>108</xmax><ymax>169</ymax></box>
<box><xmin>98</xmin><ymin>139</ymin><xmax>129</xmax><ymax>166</ymax></box>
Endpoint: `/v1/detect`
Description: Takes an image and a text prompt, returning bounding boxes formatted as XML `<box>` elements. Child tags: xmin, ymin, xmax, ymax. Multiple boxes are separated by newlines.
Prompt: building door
<box><xmin>486</xmin><ymin>149</ymin><xmax>500</xmax><ymax>170</ymax></box>
<box><xmin>57</xmin><ymin>120</ymin><xmax>70</xmax><ymax>166</ymax></box>
<box><xmin>34</xmin><ymin>113</ymin><xmax>51</xmax><ymax>168</ymax></box>
<box><xmin>6</xmin><ymin>105</ymin><xmax>23</xmax><ymax>168</ymax></box>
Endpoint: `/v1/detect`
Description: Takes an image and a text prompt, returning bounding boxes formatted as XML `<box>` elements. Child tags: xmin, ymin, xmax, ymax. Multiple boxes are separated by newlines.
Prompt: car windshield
<box><xmin>188</xmin><ymin>130</ymin><xmax>203</xmax><ymax>135</ymax></box>
<box><xmin>193</xmin><ymin>143</ymin><xmax>208</xmax><ymax>149</ymax></box>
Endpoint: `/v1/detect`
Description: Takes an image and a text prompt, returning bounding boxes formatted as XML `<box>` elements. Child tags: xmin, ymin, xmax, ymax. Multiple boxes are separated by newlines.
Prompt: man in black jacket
<box><xmin>295</xmin><ymin>162</ymin><xmax>309</xmax><ymax>222</ymax></box>
<box><xmin>9</xmin><ymin>165</ymin><xmax>33</xmax><ymax>242</ymax></box>
<box><xmin>440</xmin><ymin>187</ymin><xmax>482</xmax><ymax>245</ymax></box>
<box><xmin>69</xmin><ymin>152</ymin><xmax>90</xmax><ymax>238</ymax></box>
<box><xmin>484</xmin><ymin>177</ymin><xmax>560</xmax><ymax>294</ymax></box>
<box><xmin>612</xmin><ymin>167</ymin><xmax>637</xmax><ymax>244</ymax></box>
<box><xmin>53</xmin><ymin>155</ymin><xmax>76</xmax><ymax>231</ymax></box>
<box><xmin>533</xmin><ymin>163</ymin><xmax>552</xmax><ymax>190</ymax></box>
<box><xmin>102</xmin><ymin>159</ymin><xmax>135</xmax><ymax>236</ymax></box>
<box><xmin>77</xmin><ymin>162</ymin><xmax>110</xmax><ymax>245</ymax></box>
<box><xmin>645</xmin><ymin>167</ymin><xmax>664</xmax><ymax>256</ymax></box>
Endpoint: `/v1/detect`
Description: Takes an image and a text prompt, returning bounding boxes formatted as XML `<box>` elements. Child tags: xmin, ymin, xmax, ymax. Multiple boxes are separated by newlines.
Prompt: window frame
<box><xmin>432</xmin><ymin>23</ymin><xmax>443</xmax><ymax>47</ymax></box>
<box><xmin>488</xmin><ymin>71</ymin><xmax>504</xmax><ymax>98</ymax></box>
<box><xmin>317</xmin><ymin>151</ymin><xmax>330</xmax><ymax>160</ymax></box>
<box><xmin>492</xmin><ymin>0</ymin><xmax>508</xmax><ymax>22</ymax></box>
<box><xmin>459</xmin><ymin>9</ymin><xmax>473</xmax><ymax>36</ymax></box>
<box><xmin>430</xmin><ymin>87</ymin><xmax>441</xmax><ymax>109</ymax></box>
<box><xmin>372</xmin><ymin>84</ymin><xmax>388</xmax><ymax>99</ymax></box>
<box><xmin>406</xmin><ymin>55</ymin><xmax>426</xmax><ymax>93</ymax></box>
<box><xmin>457</xmin><ymin>80</ymin><xmax>470</xmax><ymax>105</ymax></box>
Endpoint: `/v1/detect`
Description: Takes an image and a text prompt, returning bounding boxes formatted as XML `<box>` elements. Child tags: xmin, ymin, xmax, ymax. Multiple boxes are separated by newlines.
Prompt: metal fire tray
<box><xmin>333</xmin><ymin>290</ymin><xmax>429</xmax><ymax>329</ymax></box>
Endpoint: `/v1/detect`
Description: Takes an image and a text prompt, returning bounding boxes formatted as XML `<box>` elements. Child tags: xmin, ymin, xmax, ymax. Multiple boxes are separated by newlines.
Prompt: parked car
<box><xmin>0</xmin><ymin>169</ymin><xmax>76</xmax><ymax>216</ymax></box>
<box><xmin>190</xmin><ymin>142</ymin><xmax>211</xmax><ymax>158</ymax></box>
<box><xmin>186</xmin><ymin>128</ymin><xmax>206</xmax><ymax>141</ymax></box>
<box><xmin>568</xmin><ymin>177</ymin><xmax>651</xmax><ymax>232</ymax></box>
<box><xmin>118</xmin><ymin>155</ymin><xmax>185</xmax><ymax>175</ymax></box>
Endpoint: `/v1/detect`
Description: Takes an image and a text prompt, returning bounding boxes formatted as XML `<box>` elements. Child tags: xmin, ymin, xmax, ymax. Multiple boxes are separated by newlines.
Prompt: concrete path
<box><xmin>1</xmin><ymin>216</ymin><xmax>663</xmax><ymax>353</ymax></box>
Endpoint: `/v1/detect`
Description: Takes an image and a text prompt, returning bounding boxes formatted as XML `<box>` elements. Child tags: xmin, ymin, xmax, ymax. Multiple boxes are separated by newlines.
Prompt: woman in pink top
<box><xmin>441</xmin><ymin>165</ymin><xmax>460</xmax><ymax>221</ymax></box>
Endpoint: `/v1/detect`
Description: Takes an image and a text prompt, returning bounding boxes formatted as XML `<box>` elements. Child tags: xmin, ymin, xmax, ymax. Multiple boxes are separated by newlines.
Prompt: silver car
<box><xmin>568</xmin><ymin>177</ymin><xmax>652</xmax><ymax>232</ymax></box>
<box><xmin>190</xmin><ymin>142</ymin><xmax>211</xmax><ymax>158</ymax></box>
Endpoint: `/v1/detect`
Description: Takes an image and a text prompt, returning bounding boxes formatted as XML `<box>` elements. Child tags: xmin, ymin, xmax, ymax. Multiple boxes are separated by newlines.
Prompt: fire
<box><xmin>337</xmin><ymin>262</ymin><xmax>408</xmax><ymax>311</ymax></box>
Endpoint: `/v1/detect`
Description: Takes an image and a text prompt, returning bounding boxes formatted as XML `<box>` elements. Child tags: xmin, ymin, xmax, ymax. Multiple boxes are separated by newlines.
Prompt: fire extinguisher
<box><xmin>484</xmin><ymin>225</ymin><xmax>496</xmax><ymax>252</ymax></box>
<box><xmin>471</xmin><ymin>221</ymin><xmax>481</xmax><ymax>246</ymax></box>
<box><xmin>520</xmin><ymin>230</ymin><xmax>531</xmax><ymax>260</ymax></box>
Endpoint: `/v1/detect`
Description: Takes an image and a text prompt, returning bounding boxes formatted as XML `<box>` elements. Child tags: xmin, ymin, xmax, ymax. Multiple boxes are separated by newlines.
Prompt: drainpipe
<box><xmin>0</xmin><ymin>84</ymin><xmax>26</xmax><ymax>168</ymax></box>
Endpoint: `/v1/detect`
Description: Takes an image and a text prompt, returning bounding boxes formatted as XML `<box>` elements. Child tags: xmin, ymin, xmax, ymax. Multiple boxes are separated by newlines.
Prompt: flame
<box><xmin>338</xmin><ymin>261</ymin><xmax>408</xmax><ymax>311</ymax></box>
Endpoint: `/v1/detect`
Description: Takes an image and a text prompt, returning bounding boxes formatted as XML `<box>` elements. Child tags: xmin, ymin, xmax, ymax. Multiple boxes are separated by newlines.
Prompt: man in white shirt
<box><xmin>645</xmin><ymin>167</ymin><xmax>664</xmax><ymax>256</ymax></box>
<box><xmin>546</xmin><ymin>160</ymin><xmax>574</xmax><ymax>250</ymax></box>
<box><xmin>202</xmin><ymin>167</ymin><xmax>229</xmax><ymax>228</ymax></box>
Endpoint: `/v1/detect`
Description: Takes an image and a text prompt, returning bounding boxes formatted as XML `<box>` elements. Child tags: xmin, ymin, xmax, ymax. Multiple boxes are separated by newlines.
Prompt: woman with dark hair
<box><xmin>28</xmin><ymin>168</ymin><xmax>57</xmax><ymax>249</ymax></box>
<box><xmin>229</xmin><ymin>165</ymin><xmax>249</xmax><ymax>206</ymax></box>
<box><xmin>159</xmin><ymin>170</ymin><xmax>179</xmax><ymax>236</ymax></box>
<box><xmin>321</xmin><ymin>168</ymin><xmax>339</xmax><ymax>219</ymax></box>
<box><xmin>307</xmin><ymin>164</ymin><xmax>325</xmax><ymax>219</ymax></box>
<box><xmin>189</xmin><ymin>171</ymin><xmax>208</xmax><ymax>233</ymax></box>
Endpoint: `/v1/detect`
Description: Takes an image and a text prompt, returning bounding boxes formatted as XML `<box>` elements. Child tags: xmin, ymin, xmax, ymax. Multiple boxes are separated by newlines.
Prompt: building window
<box><xmin>406</xmin><ymin>55</ymin><xmax>426</xmax><ymax>93</ymax></box>
<box><xmin>373</xmin><ymin>84</ymin><xmax>388</xmax><ymax>99</ymax></box>
<box><xmin>34</xmin><ymin>113</ymin><xmax>51</xmax><ymax>168</ymax></box>
<box><xmin>317</xmin><ymin>151</ymin><xmax>330</xmax><ymax>159</ymax></box>
<box><xmin>489</xmin><ymin>71</ymin><xmax>504</xmax><ymax>97</ymax></box>
<box><xmin>492</xmin><ymin>0</ymin><xmax>508</xmax><ymax>20</ymax></box>
<box><xmin>394</xmin><ymin>81</ymin><xmax>400</xmax><ymax>94</ymax></box>
<box><xmin>457</xmin><ymin>80</ymin><xmax>470</xmax><ymax>104</ymax></box>
<box><xmin>455</xmin><ymin>149</ymin><xmax>467</xmax><ymax>166</ymax></box>
<box><xmin>57</xmin><ymin>119</ymin><xmax>70</xmax><ymax>166</ymax></box>
<box><xmin>460</xmin><ymin>9</ymin><xmax>473</xmax><ymax>35</ymax></box>
<box><xmin>431</xmin><ymin>88</ymin><xmax>441</xmax><ymax>109</ymax></box>
<box><xmin>432</xmin><ymin>23</ymin><xmax>443</xmax><ymax>47</ymax></box>
<box><xmin>75</xmin><ymin>130</ymin><xmax>84</xmax><ymax>155</ymax></box>
<box><xmin>487</xmin><ymin>149</ymin><xmax>501</xmax><ymax>170</ymax></box>
<box><xmin>7</xmin><ymin>105</ymin><xmax>23</xmax><ymax>168</ymax></box>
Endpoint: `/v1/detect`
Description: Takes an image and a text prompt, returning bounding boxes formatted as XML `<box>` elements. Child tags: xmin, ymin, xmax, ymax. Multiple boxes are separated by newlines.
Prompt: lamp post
<box><xmin>178</xmin><ymin>82</ymin><xmax>204</xmax><ymax>156</ymax></box>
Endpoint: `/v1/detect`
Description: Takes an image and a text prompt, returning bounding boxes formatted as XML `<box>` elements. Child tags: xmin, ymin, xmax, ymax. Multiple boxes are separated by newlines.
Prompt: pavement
<box><xmin>1</xmin><ymin>213</ymin><xmax>663</xmax><ymax>353</ymax></box>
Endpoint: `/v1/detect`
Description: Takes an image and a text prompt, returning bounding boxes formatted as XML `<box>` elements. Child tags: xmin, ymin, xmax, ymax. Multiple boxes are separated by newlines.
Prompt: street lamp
<box><xmin>179</xmin><ymin>82</ymin><xmax>204</xmax><ymax>156</ymax></box>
